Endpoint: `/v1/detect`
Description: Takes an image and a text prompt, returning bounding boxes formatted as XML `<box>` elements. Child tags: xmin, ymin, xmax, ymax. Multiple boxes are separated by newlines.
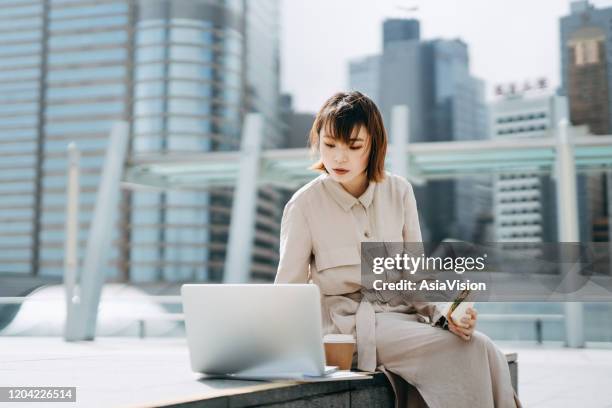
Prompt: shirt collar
<box><xmin>321</xmin><ymin>173</ymin><xmax>376</xmax><ymax>212</ymax></box>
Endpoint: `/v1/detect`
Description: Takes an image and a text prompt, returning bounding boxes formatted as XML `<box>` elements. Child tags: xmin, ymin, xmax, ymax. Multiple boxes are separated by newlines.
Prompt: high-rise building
<box><xmin>560</xmin><ymin>0</ymin><xmax>611</xmax><ymax>243</ymax></box>
<box><xmin>490</xmin><ymin>92</ymin><xmax>569</xmax><ymax>245</ymax></box>
<box><xmin>382</xmin><ymin>18</ymin><xmax>420</xmax><ymax>50</ymax></box>
<box><xmin>348</xmin><ymin>56</ymin><xmax>381</xmax><ymax>106</ymax></box>
<box><xmin>279</xmin><ymin>94</ymin><xmax>314</xmax><ymax>149</ymax></box>
<box><xmin>0</xmin><ymin>2</ymin><xmax>46</xmax><ymax>276</ymax></box>
<box><xmin>0</xmin><ymin>0</ymin><xmax>281</xmax><ymax>282</ymax></box>
<box><xmin>242</xmin><ymin>0</ymin><xmax>283</xmax><ymax>282</ymax></box>
<box><xmin>420</xmin><ymin>39</ymin><xmax>489</xmax><ymax>243</ymax></box>
<box><xmin>349</xmin><ymin>19</ymin><xmax>489</xmax><ymax>243</ymax></box>
<box><xmin>378</xmin><ymin>33</ymin><xmax>424</xmax><ymax>142</ymax></box>
<box><xmin>0</xmin><ymin>0</ymin><xmax>134</xmax><ymax>279</ymax></box>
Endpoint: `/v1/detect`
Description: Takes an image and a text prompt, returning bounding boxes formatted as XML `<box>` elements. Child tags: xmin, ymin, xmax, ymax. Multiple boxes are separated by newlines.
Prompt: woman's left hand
<box><xmin>447</xmin><ymin>307</ymin><xmax>477</xmax><ymax>341</ymax></box>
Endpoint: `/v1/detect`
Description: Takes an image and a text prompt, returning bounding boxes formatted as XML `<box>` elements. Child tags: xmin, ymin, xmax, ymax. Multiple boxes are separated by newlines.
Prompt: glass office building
<box><xmin>42</xmin><ymin>0</ymin><xmax>132</xmax><ymax>279</ymax></box>
<box><xmin>0</xmin><ymin>1</ymin><xmax>45</xmax><ymax>275</ymax></box>
<box><xmin>491</xmin><ymin>93</ymin><xmax>569</xmax><ymax>245</ymax></box>
<box><xmin>0</xmin><ymin>0</ymin><xmax>281</xmax><ymax>282</ymax></box>
<box><xmin>349</xmin><ymin>19</ymin><xmax>489</xmax><ymax>243</ymax></box>
<box><xmin>560</xmin><ymin>0</ymin><xmax>612</xmax><ymax>244</ymax></box>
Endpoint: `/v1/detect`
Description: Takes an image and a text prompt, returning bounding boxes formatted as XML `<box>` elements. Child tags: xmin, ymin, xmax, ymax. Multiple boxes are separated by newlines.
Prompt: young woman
<box><xmin>275</xmin><ymin>91</ymin><xmax>521</xmax><ymax>408</ymax></box>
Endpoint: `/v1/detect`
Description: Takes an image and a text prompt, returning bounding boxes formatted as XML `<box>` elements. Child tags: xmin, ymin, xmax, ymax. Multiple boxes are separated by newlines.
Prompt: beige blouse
<box><xmin>275</xmin><ymin>171</ymin><xmax>444</xmax><ymax>372</ymax></box>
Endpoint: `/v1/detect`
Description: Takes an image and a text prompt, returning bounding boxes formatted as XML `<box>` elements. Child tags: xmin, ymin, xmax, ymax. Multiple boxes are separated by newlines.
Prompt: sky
<box><xmin>280</xmin><ymin>0</ymin><xmax>612</xmax><ymax>113</ymax></box>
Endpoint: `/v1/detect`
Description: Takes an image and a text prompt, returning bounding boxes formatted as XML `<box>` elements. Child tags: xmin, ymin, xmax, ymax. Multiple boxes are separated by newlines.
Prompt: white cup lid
<box><xmin>323</xmin><ymin>334</ymin><xmax>356</xmax><ymax>343</ymax></box>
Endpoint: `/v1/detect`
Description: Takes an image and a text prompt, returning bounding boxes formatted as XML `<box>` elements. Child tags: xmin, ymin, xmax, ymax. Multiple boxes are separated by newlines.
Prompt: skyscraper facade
<box><xmin>0</xmin><ymin>2</ymin><xmax>46</xmax><ymax>275</ymax></box>
<box><xmin>560</xmin><ymin>0</ymin><xmax>612</xmax><ymax>243</ymax></box>
<box><xmin>348</xmin><ymin>55</ymin><xmax>381</xmax><ymax>106</ymax></box>
<box><xmin>421</xmin><ymin>39</ymin><xmax>489</xmax><ymax>243</ymax></box>
<box><xmin>490</xmin><ymin>92</ymin><xmax>569</xmax><ymax>245</ymax></box>
<box><xmin>0</xmin><ymin>0</ymin><xmax>134</xmax><ymax>278</ymax></box>
<box><xmin>349</xmin><ymin>19</ymin><xmax>488</xmax><ymax>243</ymax></box>
<box><xmin>0</xmin><ymin>0</ymin><xmax>281</xmax><ymax>282</ymax></box>
<box><xmin>382</xmin><ymin>18</ymin><xmax>420</xmax><ymax>49</ymax></box>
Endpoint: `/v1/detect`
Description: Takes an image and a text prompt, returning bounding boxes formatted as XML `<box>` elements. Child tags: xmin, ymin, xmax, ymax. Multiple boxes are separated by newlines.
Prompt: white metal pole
<box><xmin>555</xmin><ymin>119</ymin><xmax>584</xmax><ymax>348</ymax></box>
<box><xmin>223</xmin><ymin>114</ymin><xmax>263</xmax><ymax>283</ymax></box>
<box><xmin>63</xmin><ymin>143</ymin><xmax>80</xmax><ymax>328</ymax></box>
<box><xmin>64</xmin><ymin>122</ymin><xmax>129</xmax><ymax>341</ymax></box>
<box><xmin>390</xmin><ymin>105</ymin><xmax>409</xmax><ymax>180</ymax></box>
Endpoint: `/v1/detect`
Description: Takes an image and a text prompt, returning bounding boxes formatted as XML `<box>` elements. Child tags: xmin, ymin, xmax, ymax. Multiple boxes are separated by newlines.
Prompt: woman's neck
<box><xmin>339</xmin><ymin>172</ymin><xmax>369</xmax><ymax>198</ymax></box>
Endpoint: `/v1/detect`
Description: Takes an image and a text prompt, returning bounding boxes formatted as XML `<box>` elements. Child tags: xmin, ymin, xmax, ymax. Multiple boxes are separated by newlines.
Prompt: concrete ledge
<box><xmin>164</xmin><ymin>355</ymin><xmax>518</xmax><ymax>408</ymax></box>
<box><xmin>0</xmin><ymin>339</ymin><xmax>517</xmax><ymax>408</ymax></box>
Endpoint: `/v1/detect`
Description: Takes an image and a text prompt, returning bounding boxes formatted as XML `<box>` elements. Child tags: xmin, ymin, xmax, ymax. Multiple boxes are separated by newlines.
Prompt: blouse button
<box><xmin>364</xmin><ymin>231</ymin><xmax>371</xmax><ymax>238</ymax></box>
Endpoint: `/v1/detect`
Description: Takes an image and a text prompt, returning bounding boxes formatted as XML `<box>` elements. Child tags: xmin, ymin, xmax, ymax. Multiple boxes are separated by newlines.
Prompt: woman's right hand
<box><xmin>447</xmin><ymin>307</ymin><xmax>477</xmax><ymax>341</ymax></box>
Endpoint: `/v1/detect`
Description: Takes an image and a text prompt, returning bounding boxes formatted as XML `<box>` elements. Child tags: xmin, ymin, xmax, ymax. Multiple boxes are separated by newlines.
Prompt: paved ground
<box><xmin>497</xmin><ymin>341</ymin><xmax>612</xmax><ymax>408</ymax></box>
<box><xmin>0</xmin><ymin>337</ymin><xmax>294</xmax><ymax>408</ymax></box>
<box><xmin>0</xmin><ymin>337</ymin><xmax>611</xmax><ymax>407</ymax></box>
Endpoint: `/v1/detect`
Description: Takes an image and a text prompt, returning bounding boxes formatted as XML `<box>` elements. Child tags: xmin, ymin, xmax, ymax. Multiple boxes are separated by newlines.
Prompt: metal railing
<box><xmin>1</xmin><ymin>293</ymin><xmax>566</xmax><ymax>342</ymax></box>
<box><xmin>478</xmin><ymin>313</ymin><xmax>565</xmax><ymax>344</ymax></box>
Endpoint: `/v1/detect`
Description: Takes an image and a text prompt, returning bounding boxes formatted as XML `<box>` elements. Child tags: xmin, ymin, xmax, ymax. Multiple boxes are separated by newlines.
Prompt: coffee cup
<box><xmin>323</xmin><ymin>334</ymin><xmax>356</xmax><ymax>370</ymax></box>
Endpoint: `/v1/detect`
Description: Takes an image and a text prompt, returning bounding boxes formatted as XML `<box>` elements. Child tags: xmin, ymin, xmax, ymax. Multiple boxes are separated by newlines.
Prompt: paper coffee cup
<box><xmin>323</xmin><ymin>334</ymin><xmax>355</xmax><ymax>370</ymax></box>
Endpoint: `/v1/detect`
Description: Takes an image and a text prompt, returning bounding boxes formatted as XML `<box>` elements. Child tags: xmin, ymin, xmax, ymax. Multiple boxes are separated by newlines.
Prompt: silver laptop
<box><xmin>181</xmin><ymin>283</ymin><xmax>338</xmax><ymax>379</ymax></box>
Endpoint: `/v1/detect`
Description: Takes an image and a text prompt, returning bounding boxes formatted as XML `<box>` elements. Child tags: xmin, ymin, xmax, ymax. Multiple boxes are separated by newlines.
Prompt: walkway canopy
<box><xmin>63</xmin><ymin>109</ymin><xmax>612</xmax><ymax>347</ymax></box>
<box><xmin>123</xmin><ymin>133</ymin><xmax>612</xmax><ymax>190</ymax></box>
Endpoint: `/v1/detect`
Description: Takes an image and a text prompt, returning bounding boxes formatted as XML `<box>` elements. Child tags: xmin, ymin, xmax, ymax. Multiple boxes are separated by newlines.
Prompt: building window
<box><xmin>573</xmin><ymin>39</ymin><xmax>600</xmax><ymax>66</ymax></box>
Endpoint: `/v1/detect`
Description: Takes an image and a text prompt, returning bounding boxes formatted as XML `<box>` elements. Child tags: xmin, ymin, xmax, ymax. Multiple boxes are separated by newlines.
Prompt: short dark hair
<box><xmin>309</xmin><ymin>91</ymin><xmax>387</xmax><ymax>182</ymax></box>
